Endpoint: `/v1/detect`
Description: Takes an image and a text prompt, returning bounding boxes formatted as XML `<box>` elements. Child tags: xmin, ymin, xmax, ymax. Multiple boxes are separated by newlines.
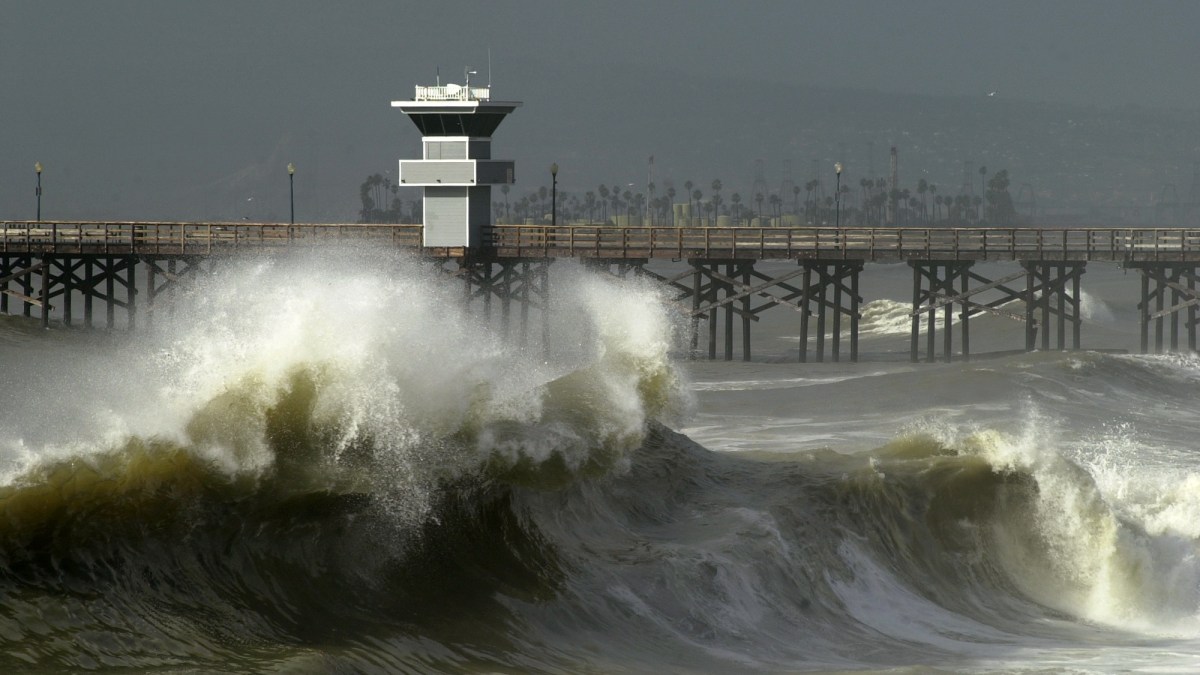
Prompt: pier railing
<box><xmin>0</xmin><ymin>222</ymin><xmax>423</xmax><ymax>255</ymax></box>
<box><xmin>489</xmin><ymin>225</ymin><xmax>1200</xmax><ymax>262</ymax></box>
<box><xmin>5</xmin><ymin>222</ymin><xmax>1200</xmax><ymax>262</ymax></box>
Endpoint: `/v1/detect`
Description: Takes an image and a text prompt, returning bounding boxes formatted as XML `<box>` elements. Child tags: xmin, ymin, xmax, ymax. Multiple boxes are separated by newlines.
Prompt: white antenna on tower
<box><xmin>488</xmin><ymin>48</ymin><xmax>492</xmax><ymax>88</ymax></box>
<box><xmin>436</xmin><ymin>66</ymin><xmax>440</xmax><ymax>86</ymax></box>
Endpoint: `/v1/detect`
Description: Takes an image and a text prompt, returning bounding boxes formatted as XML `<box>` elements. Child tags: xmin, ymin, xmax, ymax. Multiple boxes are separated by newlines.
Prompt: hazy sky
<box><xmin>3</xmin><ymin>0</ymin><xmax>1199</xmax><ymax>220</ymax></box>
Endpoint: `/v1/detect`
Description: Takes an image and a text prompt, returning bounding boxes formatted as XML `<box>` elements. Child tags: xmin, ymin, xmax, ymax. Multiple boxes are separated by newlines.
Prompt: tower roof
<box><xmin>392</xmin><ymin>84</ymin><xmax>521</xmax><ymax>137</ymax></box>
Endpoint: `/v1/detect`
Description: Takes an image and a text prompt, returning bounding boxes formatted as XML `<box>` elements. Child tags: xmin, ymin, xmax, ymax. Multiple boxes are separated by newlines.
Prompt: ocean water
<box><xmin>1</xmin><ymin>249</ymin><xmax>1198</xmax><ymax>673</ymax></box>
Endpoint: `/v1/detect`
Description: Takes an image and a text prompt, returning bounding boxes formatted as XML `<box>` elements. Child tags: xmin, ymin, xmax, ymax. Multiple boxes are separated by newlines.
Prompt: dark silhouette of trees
<box><xmin>463</xmin><ymin>158</ymin><xmax>1024</xmax><ymax>231</ymax></box>
<box><xmin>585</xmin><ymin>191</ymin><xmax>597</xmax><ymax>222</ymax></box>
<box><xmin>711</xmin><ymin>179</ymin><xmax>723</xmax><ymax>225</ymax></box>
<box><xmin>598</xmin><ymin>184</ymin><xmax>610</xmax><ymax>222</ymax></box>
<box><xmin>984</xmin><ymin>169</ymin><xmax>1018</xmax><ymax>225</ymax></box>
<box><xmin>358</xmin><ymin>173</ymin><xmax>404</xmax><ymax>223</ymax></box>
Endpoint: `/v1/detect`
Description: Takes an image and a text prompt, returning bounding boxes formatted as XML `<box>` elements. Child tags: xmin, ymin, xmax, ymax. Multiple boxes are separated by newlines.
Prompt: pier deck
<box><xmin>2</xmin><ymin>221</ymin><xmax>1199</xmax><ymax>361</ymax></box>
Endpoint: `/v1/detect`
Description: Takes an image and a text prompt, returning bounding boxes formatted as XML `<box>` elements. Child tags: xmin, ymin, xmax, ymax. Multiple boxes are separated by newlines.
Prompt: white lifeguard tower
<box><xmin>392</xmin><ymin>76</ymin><xmax>521</xmax><ymax>248</ymax></box>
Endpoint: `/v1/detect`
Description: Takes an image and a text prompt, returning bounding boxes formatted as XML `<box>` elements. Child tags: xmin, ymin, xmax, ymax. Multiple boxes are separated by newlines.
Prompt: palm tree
<box><xmin>501</xmin><ymin>184</ymin><xmax>511</xmax><ymax>223</ymax></box>
<box><xmin>859</xmin><ymin>178</ymin><xmax>872</xmax><ymax>223</ymax></box>
<box><xmin>804</xmin><ymin>179</ymin><xmax>820</xmax><ymax>223</ymax></box>
<box><xmin>978</xmin><ymin>166</ymin><xmax>987</xmax><ymax>220</ymax></box>
<box><xmin>598</xmin><ymin>184</ymin><xmax>610</xmax><ymax>222</ymax></box>
<box><xmin>871</xmin><ymin>192</ymin><xmax>887</xmax><ymax>226</ymax></box>
<box><xmin>755</xmin><ymin>192</ymin><xmax>765</xmax><ymax>222</ymax></box>
<box><xmin>730</xmin><ymin>192</ymin><xmax>742</xmax><ymax>225</ymax></box>
<box><xmin>666</xmin><ymin>186</ymin><xmax>677</xmax><ymax>225</ymax></box>
<box><xmin>711</xmin><ymin>179</ymin><xmax>722</xmax><ymax>226</ymax></box>
<box><xmin>585</xmin><ymin>191</ymin><xmax>597</xmax><ymax>222</ymax></box>
<box><xmin>684</xmin><ymin>180</ymin><xmax>694</xmax><ymax>223</ymax></box>
<box><xmin>957</xmin><ymin>195</ymin><xmax>971</xmax><ymax>223</ymax></box>
<box><xmin>691</xmin><ymin>189</ymin><xmax>703</xmax><ymax>225</ymax></box>
<box><xmin>916</xmin><ymin>179</ymin><xmax>928</xmax><ymax>224</ymax></box>
<box><xmin>532</xmin><ymin>186</ymin><xmax>545</xmax><ymax>221</ymax></box>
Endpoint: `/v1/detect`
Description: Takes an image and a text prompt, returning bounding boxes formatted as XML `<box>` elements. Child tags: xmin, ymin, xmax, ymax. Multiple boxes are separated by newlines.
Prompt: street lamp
<box><xmin>287</xmin><ymin>163</ymin><xmax>295</xmax><ymax>225</ymax></box>
<box><xmin>550</xmin><ymin>163</ymin><xmax>558</xmax><ymax>227</ymax></box>
<box><xmin>34</xmin><ymin>162</ymin><xmax>42</xmax><ymax>221</ymax></box>
<box><xmin>834</xmin><ymin>162</ymin><xmax>843</xmax><ymax>228</ymax></box>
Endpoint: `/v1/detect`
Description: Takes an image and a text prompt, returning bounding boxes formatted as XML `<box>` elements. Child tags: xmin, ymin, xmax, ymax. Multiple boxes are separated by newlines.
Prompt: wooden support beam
<box><xmin>1187</xmin><ymin>270</ymin><xmax>1198</xmax><ymax>352</ymax></box>
<box><xmin>742</xmin><ymin>264</ymin><xmax>752</xmax><ymax>362</ymax></box>
<box><xmin>106</xmin><ymin>258</ymin><xmax>116</xmax><ymax>329</ymax></box>
<box><xmin>22</xmin><ymin>255</ymin><xmax>33</xmax><ymax>318</ymax></box>
<box><xmin>2</xmin><ymin>289</ymin><xmax>45</xmax><ymax>308</ymax></box>
<box><xmin>910</xmin><ymin>264</ymin><xmax>920</xmax><ymax>363</ymax></box>
<box><xmin>690</xmin><ymin>264</ymin><xmax>701</xmax><ymax>358</ymax></box>
<box><xmin>724</xmin><ymin>263</ymin><xmax>734</xmax><ymax>361</ymax></box>
<box><xmin>127</xmin><ymin>256</ymin><xmax>137</xmax><ymax>330</ymax></box>
<box><xmin>960</xmin><ymin>268</ymin><xmax>970</xmax><ymax>360</ymax></box>
<box><xmin>909</xmin><ymin>270</ymin><xmax>1026</xmax><ymax>316</ymax></box>
<box><xmin>850</xmin><ymin>268</ymin><xmax>860</xmax><ymax>362</ymax></box>
<box><xmin>520</xmin><ymin>261</ymin><xmax>531</xmax><ymax>347</ymax></box>
<box><xmin>84</xmin><ymin>259</ymin><xmax>93</xmax><ymax>327</ymax></box>
<box><xmin>800</xmin><ymin>266</ymin><xmax>811</xmax><ymax>363</ymax></box>
<box><xmin>146</xmin><ymin>257</ymin><xmax>156</xmax><ymax>328</ymax></box>
<box><xmin>816</xmin><ymin>268</ymin><xmax>827</xmax><ymax>362</ymax></box>
<box><xmin>0</xmin><ymin>260</ymin><xmax>48</xmax><ymax>286</ymax></box>
<box><xmin>40</xmin><ymin>256</ymin><xmax>49</xmax><ymax>329</ymax></box>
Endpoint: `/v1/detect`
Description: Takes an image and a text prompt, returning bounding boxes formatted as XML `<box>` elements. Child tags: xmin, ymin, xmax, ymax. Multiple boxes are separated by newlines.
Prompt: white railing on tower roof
<box><xmin>413</xmin><ymin>85</ymin><xmax>492</xmax><ymax>101</ymax></box>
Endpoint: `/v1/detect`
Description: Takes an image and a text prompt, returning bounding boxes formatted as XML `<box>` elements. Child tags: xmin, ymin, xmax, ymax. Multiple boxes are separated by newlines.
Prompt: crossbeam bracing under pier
<box><xmin>1130</xmin><ymin>263</ymin><xmax>1200</xmax><ymax>353</ymax></box>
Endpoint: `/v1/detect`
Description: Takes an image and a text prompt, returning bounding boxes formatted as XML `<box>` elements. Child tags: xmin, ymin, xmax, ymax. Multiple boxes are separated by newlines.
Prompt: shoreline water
<box><xmin>0</xmin><ymin>255</ymin><xmax>1196</xmax><ymax>673</ymax></box>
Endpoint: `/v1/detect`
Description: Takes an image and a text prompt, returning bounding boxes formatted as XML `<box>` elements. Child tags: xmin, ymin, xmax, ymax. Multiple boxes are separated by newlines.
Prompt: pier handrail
<box><xmin>488</xmin><ymin>224</ymin><xmax>1200</xmax><ymax>262</ymax></box>
<box><xmin>5</xmin><ymin>221</ymin><xmax>1200</xmax><ymax>262</ymax></box>
<box><xmin>0</xmin><ymin>221</ymin><xmax>423</xmax><ymax>255</ymax></box>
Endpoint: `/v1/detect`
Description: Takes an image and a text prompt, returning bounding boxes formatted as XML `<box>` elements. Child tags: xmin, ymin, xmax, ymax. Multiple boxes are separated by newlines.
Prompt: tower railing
<box><xmin>413</xmin><ymin>85</ymin><xmax>491</xmax><ymax>101</ymax></box>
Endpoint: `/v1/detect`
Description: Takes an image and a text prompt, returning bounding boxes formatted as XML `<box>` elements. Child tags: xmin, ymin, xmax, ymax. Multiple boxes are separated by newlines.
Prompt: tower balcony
<box><xmin>398</xmin><ymin>159</ymin><xmax>515</xmax><ymax>186</ymax></box>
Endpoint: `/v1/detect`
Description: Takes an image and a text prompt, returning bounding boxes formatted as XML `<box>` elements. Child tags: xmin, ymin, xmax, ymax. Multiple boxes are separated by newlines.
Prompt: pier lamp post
<box><xmin>834</xmin><ymin>162</ymin><xmax>842</xmax><ymax>228</ymax></box>
<box><xmin>34</xmin><ymin>162</ymin><xmax>42</xmax><ymax>221</ymax></box>
<box><xmin>550</xmin><ymin>163</ymin><xmax>558</xmax><ymax>227</ymax></box>
<box><xmin>287</xmin><ymin>163</ymin><xmax>295</xmax><ymax>225</ymax></box>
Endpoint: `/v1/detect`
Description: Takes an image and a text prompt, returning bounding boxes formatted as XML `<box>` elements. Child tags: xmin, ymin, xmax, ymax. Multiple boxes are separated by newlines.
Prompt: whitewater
<box><xmin>1</xmin><ymin>250</ymin><xmax>1199</xmax><ymax>673</ymax></box>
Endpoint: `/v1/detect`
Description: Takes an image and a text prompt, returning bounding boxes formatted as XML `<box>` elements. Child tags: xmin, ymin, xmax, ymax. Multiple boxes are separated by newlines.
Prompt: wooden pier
<box><xmin>3</xmin><ymin>220</ymin><xmax>1200</xmax><ymax>362</ymax></box>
